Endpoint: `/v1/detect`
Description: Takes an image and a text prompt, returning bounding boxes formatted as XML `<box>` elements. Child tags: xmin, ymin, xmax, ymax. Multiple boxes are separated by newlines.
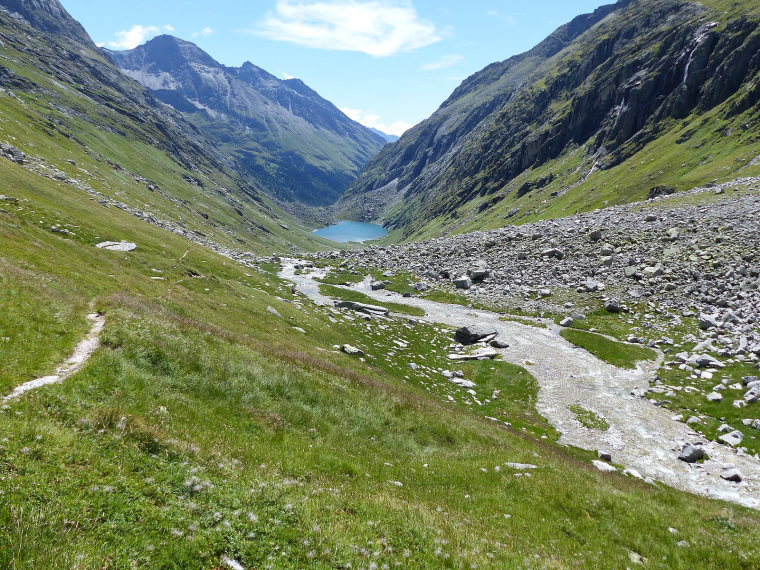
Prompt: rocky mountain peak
<box><xmin>0</xmin><ymin>0</ymin><xmax>96</xmax><ymax>48</ymax></box>
<box><xmin>119</xmin><ymin>34</ymin><xmax>220</xmax><ymax>72</ymax></box>
<box><xmin>110</xmin><ymin>34</ymin><xmax>386</xmax><ymax>206</ymax></box>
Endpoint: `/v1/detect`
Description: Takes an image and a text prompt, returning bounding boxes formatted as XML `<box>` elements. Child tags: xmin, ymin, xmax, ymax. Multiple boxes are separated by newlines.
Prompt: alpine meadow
<box><xmin>1</xmin><ymin>1</ymin><xmax>760</xmax><ymax>569</ymax></box>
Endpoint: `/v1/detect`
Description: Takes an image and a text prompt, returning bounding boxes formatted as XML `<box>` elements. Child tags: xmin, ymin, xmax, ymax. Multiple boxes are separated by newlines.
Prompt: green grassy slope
<box><xmin>1</xmin><ymin>130</ymin><xmax>760</xmax><ymax>569</ymax></box>
<box><xmin>0</xmin><ymin>9</ymin><xmax>331</xmax><ymax>254</ymax></box>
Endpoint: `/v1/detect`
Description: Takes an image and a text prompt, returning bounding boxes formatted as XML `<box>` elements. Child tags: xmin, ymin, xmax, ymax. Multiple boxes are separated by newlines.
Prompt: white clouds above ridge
<box><xmin>254</xmin><ymin>0</ymin><xmax>441</xmax><ymax>57</ymax></box>
<box><xmin>104</xmin><ymin>24</ymin><xmax>175</xmax><ymax>49</ymax></box>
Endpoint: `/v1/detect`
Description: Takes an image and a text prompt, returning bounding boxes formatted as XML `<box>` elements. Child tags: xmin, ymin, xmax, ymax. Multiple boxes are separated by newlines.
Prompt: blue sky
<box><xmin>62</xmin><ymin>0</ymin><xmax>612</xmax><ymax>135</ymax></box>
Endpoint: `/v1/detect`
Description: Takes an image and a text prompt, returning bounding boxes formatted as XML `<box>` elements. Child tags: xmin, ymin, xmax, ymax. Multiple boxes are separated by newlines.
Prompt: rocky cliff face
<box><xmin>0</xmin><ymin>0</ymin><xmax>95</xmax><ymax>48</ymax></box>
<box><xmin>341</xmin><ymin>0</ymin><xmax>760</xmax><ymax>239</ymax></box>
<box><xmin>110</xmin><ymin>36</ymin><xmax>386</xmax><ymax>206</ymax></box>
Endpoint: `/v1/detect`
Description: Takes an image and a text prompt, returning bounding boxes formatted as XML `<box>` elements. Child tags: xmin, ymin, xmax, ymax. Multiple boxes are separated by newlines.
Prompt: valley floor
<box><xmin>2</xmin><ymin>166</ymin><xmax>760</xmax><ymax>568</ymax></box>
<box><xmin>283</xmin><ymin>263</ymin><xmax>760</xmax><ymax>509</ymax></box>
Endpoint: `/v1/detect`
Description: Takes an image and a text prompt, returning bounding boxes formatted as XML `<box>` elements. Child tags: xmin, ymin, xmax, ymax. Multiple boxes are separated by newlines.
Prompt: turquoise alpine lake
<box><xmin>313</xmin><ymin>221</ymin><xmax>388</xmax><ymax>243</ymax></box>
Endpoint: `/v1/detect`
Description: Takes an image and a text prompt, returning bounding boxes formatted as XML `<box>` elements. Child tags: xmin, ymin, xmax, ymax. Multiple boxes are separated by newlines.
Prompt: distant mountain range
<box><xmin>339</xmin><ymin>0</ymin><xmax>760</xmax><ymax>240</ymax></box>
<box><xmin>6</xmin><ymin>0</ymin><xmax>760</xmax><ymax>246</ymax></box>
<box><xmin>369</xmin><ymin>128</ymin><xmax>400</xmax><ymax>143</ymax></box>
<box><xmin>109</xmin><ymin>35</ymin><xmax>386</xmax><ymax>206</ymax></box>
<box><xmin>0</xmin><ymin>0</ymin><xmax>333</xmax><ymax>252</ymax></box>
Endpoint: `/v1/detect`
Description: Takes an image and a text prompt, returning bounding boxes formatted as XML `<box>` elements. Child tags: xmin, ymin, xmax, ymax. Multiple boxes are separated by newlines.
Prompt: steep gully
<box><xmin>281</xmin><ymin>261</ymin><xmax>760</xmax><ymax>510</ymax></box>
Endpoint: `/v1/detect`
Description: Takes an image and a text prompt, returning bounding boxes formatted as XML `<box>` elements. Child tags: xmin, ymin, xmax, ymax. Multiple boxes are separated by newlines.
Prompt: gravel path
<box><xmin>282</xmin><ymin>261</ymin><xmax>760</xmax><ymax>509</ymax></box>
<box><xmin>3</xmin><ymin>313</ymin><xmax>106</xmax><ymax>401</ymax></box>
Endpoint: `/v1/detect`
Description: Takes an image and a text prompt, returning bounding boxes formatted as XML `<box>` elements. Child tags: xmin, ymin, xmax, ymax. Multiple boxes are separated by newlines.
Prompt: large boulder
<box><xmin>468</xmin><ymin>260</ymin><xmax>490</xmax><ymax>282</ymax></box>
<box><xmin>648</xmin><ymin>185</ymin><xmax>676</xmax><ymax>200</ymax></box>
<box><xmin>542</xmin><ymin>248</ymin><xmax>565</xmax><ymax>260</ymax></box>
<box><xmin>455</xmin><ymin>325</ymin><xmax>497</xmax><ymax>345</ymax></box>
<box><xmin>721</xmin><ymin>468</ymin><xmax>743</xmax><ymax>483</ymax></box>
<box><xmin>699</xmin><ymin>313</ymin><xmax>721</xmax><ymax>330</ymax></box>
<box><xmin>677</xmin><ymin>444</ymin><xmax>705</xmax><ymax>463</ymax></box>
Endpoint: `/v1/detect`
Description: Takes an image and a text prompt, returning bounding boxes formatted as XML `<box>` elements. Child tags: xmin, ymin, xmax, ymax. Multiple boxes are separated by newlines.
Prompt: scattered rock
<box><xmin>689</xmin><ymin>354</ymin><xmax>725</xmax><ymax>369</ymax></box>
<box><xmin>370</xmin><ymin>281</ymin><xmax>385</xmax><ymax>291</ymax></box>
<box><xmin>448</xmin><ymin>376</ymin><xmax>476</xmax><ymax>388</ymax></box>
<box><xmin>96</xmin><ymin>241</ymin><xmax>137</xmax><ymax>252</ymax></box>
<box><xmin>592</xmin><ymin>460</ymin><xmax>618</xmax><ymax>473</ymax></box>
<box><xmin>468</xmin><ymin>260</ymin><xmax>490</xmax><ymax>282</ymax></box>
<box><xmin>648</xmin><ymin>185</ymin><xmax>676</xmax><ymax>200</ymax></box>
<box><xmin>631</xmin><ymin>387</ymin><xmax>649</xmax><ymax>398</ymax></box>
<box><xmin>266</xmin><ymin>306</ymin><xmax>283</xmax><ymax>318</ymax></box>
<box><xmin>699</xmin><ymin>313</ymin><xmax>721</xmax><ymax>330</ymax></box>
<box><xmin>341</xmin><ymin>344</ymin><xmax>364</xmax><ymax>356</ymax></box>
<box><xmin>449</xmin><ymin>347</ymin><xmax>498</xmax><ymax>361</ymax></box>
<box><xmin>560</xmin><ymin>317</ymin><xmax>574</xmax><ymax>327</ymax></box>
<box><xmin>721</xmin><ymin>468</ymin><xmax>743</xmax><ymax>483</ymax></box>
<box><xmin>581</xmin><ymin>279</ymin><xmax>604</xmax><ymax>292</ymax></box>
<box><xmin>503</xmin><ymin>463</ymin><xmax>538</xmax><ymax>470</ymax></box>
<box><xmin>678</xmin><ymin>444</ymin><xmax>705</xmax><ymax>463</ymax></box>
<box><xmin>718</xmin><ymin>431</ymin><xmax>744</xmax><ymax>447</ymax></box>
<box><xmin>1</xmin><ymin>142</ymin><xmax>26</xmax><ymax>164</ymax></box>
<box><xmin>542</xmin><ymin>248</ymin><xmax>565</xmax><ymax>260</ymax></box>
<box><xmin>335</xmin><ymin>301</ymin><xmax>389</xmax><ymax>316</ymax></box>
<box><xmin>454</xmin><ymin>276</ymin><xmax>471</xmax><ymax>289</ymax></box>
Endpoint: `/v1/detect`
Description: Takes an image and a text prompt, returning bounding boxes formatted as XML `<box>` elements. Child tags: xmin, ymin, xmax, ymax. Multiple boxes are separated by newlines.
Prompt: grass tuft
<box><xmin>560</xmin><ymin>328</ymin><xmax>657</xmax><ymax>369</ymax></box>
<box><xmin>568</xmin><ymin>405</ymin><xmax>610</xmax><ymax>431</ymax></box>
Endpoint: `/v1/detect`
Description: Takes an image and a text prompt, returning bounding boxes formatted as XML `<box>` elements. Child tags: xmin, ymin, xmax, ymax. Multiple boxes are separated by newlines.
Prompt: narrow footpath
<box><xmin>4</xmin><ymin>313</ymin><xmax>105</xmax><ymax>401</ymax></box>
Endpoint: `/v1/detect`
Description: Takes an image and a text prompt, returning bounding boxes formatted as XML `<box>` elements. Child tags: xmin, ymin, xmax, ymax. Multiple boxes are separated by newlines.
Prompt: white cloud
<box><xmin>422</xmin><ymin>54</ymin><xmax>463</xmax><ymax>71</ymax></box>
<box><xmin>192</xmin><ymin>27</ymin><xmax>216</xmax><ymax>38</ymax></box>
<box><xmin>106</xmin><ymin>24</ymin><xmax>175</xmax><ymax>50</ymax></box>
<box><xmin>341</xmin><ymin>107</ymin><xmax>412</xmax><ymax>136</ymax></box>
<box><xmin>254</xmin><ymin>0</ymin><xmax>441</xmax><ymax>57</ymax></box>
<box><xmin>486</xmin><ymin>10</ymin><xmax>517</xmax><ymax>26</ymax></box>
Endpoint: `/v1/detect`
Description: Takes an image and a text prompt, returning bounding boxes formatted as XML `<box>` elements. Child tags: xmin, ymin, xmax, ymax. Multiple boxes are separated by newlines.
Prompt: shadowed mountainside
<box><xmin>339</xmin><ymin>0</ymin><xmax>760</xmax><ymax>240</ymax></box>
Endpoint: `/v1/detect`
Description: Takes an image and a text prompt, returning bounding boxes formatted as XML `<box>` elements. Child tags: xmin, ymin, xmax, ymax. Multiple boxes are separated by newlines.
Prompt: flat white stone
<box><xmin>96</xmin><ymin>241</ymin><xmax>137</xmax><ymax>252</ymax></box>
